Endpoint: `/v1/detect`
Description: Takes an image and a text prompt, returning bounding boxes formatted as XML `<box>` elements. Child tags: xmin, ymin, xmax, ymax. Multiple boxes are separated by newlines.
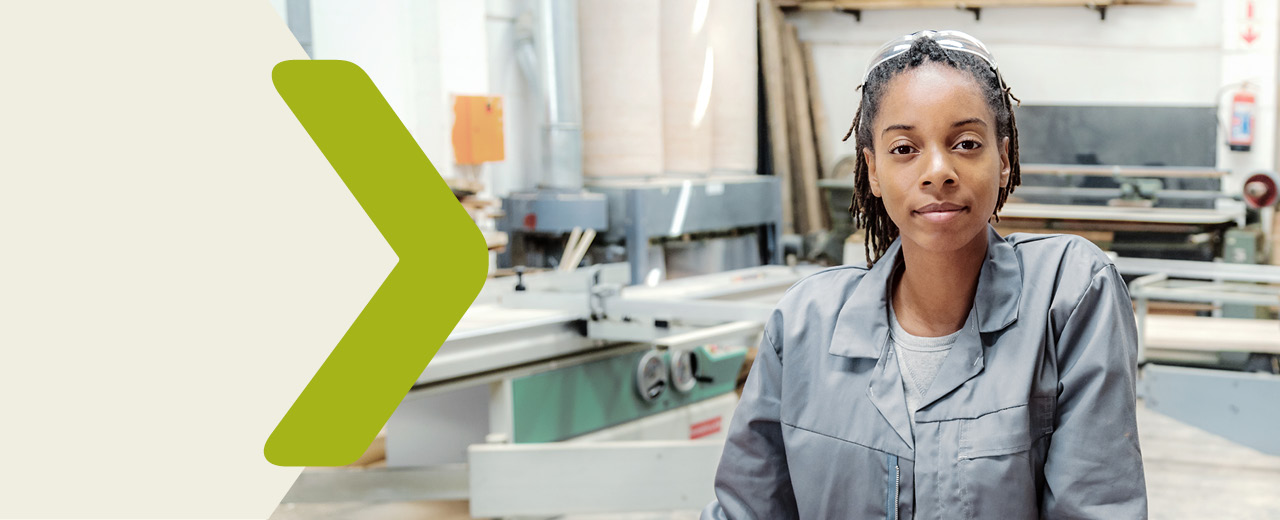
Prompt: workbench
<box><xmin>1120</xmin><ymin>259</ymin><xmax>1280</xmax><ymax>457</ymax></box>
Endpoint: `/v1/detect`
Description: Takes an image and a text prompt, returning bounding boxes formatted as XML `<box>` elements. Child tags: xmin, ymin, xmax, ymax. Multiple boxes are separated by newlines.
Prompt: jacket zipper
<box><xmin>894</xmin><ymin>459</ymin><xmax>901</xmax><ymax>520</ymax></box>
<box><xmin>886</xmin><ymin>454</ymin><xmax>900</xmax><ymax>520</ymax></box>
<box><xmin>895</xmin><ymin>460</ymin><xmax>901</xmax><ymax>519</ymax></box>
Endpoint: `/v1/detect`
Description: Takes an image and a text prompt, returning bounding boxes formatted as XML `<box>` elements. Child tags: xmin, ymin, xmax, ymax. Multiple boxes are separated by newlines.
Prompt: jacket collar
<box><xmin>829</xmin><ymin>225</ymin><xmax>1021</xmax><ymax>359</ymax></box>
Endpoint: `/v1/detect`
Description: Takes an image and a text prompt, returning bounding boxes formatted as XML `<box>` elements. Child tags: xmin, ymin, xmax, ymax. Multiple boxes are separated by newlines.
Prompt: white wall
<box><xmin>790</xmin><ymin>0</ymin><xmax>1278</xmax><ymax>192</ymax></box>
<box><xmin>305</xmin><ymin>0</ymin><xmax>451</xmax><ymax>178</ymax></box>
<box><xmin>1218</xmin><ymin>0</ymin><xmax>1278</xmax><ymax>193</ymax></box>
<box><xmin>486</xmin><ymin>0</ymin><xmax>542</xmax><ymax>197</ymax></box>
<box><xmin>298</xmin><ymin>0</ymin><xmax>513</xmax><ymax>189</ymax></box>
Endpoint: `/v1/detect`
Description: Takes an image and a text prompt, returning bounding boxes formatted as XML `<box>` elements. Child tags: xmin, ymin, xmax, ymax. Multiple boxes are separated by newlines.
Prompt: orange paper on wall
<box><xmin>452</xmin><ymin>95</ymin><xmax>504</xmax><ymax>164</ymax></box>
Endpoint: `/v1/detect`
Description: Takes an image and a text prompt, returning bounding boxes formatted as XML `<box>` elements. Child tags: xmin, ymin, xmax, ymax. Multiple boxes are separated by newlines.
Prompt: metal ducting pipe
<box><xmin>537</xmin><ymin>0</ymin><xmax>583</xmax><ymax>191</ymax></box>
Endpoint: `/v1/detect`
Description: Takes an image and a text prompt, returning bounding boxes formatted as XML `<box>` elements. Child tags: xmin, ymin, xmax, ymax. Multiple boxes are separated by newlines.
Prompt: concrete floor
<box><xmin>269</xmin><ymin>502</ymin><xmax>699</xmax><ymax>520</ymax></box>
<box><xmin>270</xmin><ymin>401</ymin><xmax>1280</xmax><ymax>519</ymax></box>
<box><xmin>1139</xmin><ymin>403</ymin><xmax>1280</xmax><ymax>519</ymax></box>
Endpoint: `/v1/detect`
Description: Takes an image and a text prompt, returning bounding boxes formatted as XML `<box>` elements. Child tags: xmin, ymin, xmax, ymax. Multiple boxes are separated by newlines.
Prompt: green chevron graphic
<box><xmin>265</xmin><ymin>60</ymin><xmax>487</xmax><ymax>466</ymax></box>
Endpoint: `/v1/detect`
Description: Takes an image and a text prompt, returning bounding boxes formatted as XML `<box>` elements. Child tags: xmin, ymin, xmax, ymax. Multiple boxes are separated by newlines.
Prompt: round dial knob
<box><xmin>635</xmin><ymin>350</ymin><xmax>669</xmax><ymax>402</ymax></box>
<box><xmin>670</xmin><ymin>350</ymin><xmax>697</xmax><ymax>393</ymax></box>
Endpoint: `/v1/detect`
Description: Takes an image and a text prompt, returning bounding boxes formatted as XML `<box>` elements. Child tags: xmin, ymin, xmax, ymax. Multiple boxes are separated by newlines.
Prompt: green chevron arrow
<box><xmin>264</xmin><ymin>60</ymin><xmax>487</xmax><ymax>466</ymax></box>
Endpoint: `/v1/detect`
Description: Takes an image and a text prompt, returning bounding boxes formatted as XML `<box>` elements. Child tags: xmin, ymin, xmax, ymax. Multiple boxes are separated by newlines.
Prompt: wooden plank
<box><xmin>1145</xmin><ymin>314</ymin><xmax>1280</xmax><ymax>354</ymax></box>
<box><xmin>802</xmin><ymin>40</ymin><xmax>833</xmax><ymax>230</ymax></box>
<box><xmin>991</xmin><ymin>225</ymin><xmax>1114</xmax><ymax>245</ymax></box>
<box><xmin>1272</xmin><ymin>208</ymin><xmax>1280</xmax><ymax>267</ymax></box>
<box><xmin>1147</xmin><ymin>301</ymin><xmax>1215</xmax><ymax>315</ymax></box>
<box><xmin>999</xmin><ymin>202</ymin><xmax>1239</xmax><ymax>225</ymax></box>
<box><xmin>802</xmin><ymin>41</ymin><xmax>831</xmax><ymax>179</ymax></box>
<box><xmin>782</xmin><ymin>21</ymin><xmax>823</xmax><ymax>234</ymax></box>
<box><xmin>482</xmin><ymin>231</ymin><xmax>508</xmax><ymax>251</ymax></box>
<box><xmin>758</xmin><ymin>0</ymin><xmax>794</xmax><ymax>234</ymax></box>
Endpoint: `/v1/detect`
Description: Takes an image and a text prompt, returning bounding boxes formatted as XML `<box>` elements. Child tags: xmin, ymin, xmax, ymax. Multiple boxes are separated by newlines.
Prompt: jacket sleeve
<box><xmin>1042</xmin><ymin>264</ymin><xmax>1148</xmax><ymax>518</ymax></box>
<box><xmin>701</xmin><ymin>326</ymin><xmax>799</xmax><ymax>520</ymax></box>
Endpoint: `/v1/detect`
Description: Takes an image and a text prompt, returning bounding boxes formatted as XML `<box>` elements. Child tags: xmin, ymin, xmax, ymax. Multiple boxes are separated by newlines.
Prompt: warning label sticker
<box><xmin>690</xmin><ymin>416</ymin><xmax>723</xmax><ymax>439</ymax></box>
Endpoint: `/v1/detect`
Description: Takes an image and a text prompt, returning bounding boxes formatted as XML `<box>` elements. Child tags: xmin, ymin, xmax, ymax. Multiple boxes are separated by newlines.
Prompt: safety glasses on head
<box><xmin>864</xmin><ymin>30</ymin><xmax>997</xmax><ymax>81</ymax></box>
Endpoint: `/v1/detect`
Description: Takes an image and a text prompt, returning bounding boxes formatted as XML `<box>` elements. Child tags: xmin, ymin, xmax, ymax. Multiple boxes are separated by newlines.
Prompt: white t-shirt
<box><xmin>888</xmin><ymin>302</ymin><xmax>960</xmax><ymax>433</ymax></box>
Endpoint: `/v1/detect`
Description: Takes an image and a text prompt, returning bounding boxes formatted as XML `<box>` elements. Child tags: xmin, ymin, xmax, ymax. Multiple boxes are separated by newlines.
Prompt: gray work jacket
<box><xmin>704</xmin><ymin>226</ymin><xmax>1147</xmax><ymax>519</ymax></box>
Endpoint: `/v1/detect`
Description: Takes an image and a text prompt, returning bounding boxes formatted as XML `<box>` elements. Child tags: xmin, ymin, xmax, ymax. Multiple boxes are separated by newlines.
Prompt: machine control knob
<box><xmin>670</xmin><ymin>350</ymin><xmax>698</xmax><ymax>393</ymax></box>
<box><xmin>636</xmin><ymin>350</ymin><xmax>669</xmax><ymax>402</ymax></box>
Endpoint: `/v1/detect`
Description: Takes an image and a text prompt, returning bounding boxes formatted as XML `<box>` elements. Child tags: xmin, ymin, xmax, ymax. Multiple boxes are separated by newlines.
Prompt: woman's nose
<box><xmin>920</xmin><ymin>149</ymin><xmax>959</xmax><ymax>187</ymax></box>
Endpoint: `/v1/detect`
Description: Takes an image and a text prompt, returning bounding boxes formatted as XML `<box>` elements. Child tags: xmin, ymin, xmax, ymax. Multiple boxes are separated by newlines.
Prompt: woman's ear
<box><xmin>999</xmin><ymin>136</ymin><xmax>1011</xmax><ymax>186</ymax></box>
<box><xmin>863</xmin><ymin>147</ymin><xmax>881</xmax><ymax>197</ymax></box>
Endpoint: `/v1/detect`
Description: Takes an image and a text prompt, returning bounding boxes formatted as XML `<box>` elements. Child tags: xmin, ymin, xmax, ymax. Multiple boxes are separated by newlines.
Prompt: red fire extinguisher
<box><xmin>1230</xmin><ymin>89</ymin><xmax>1255</xmax><ymax>152</ymax></box>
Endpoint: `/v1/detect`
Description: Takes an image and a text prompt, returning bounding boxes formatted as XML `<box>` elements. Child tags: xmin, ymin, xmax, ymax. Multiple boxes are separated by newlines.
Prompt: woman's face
<box><xmin>863</xmin><ymin>63</ymin><xmax>1011</xmax><ymax>255</ymax></box>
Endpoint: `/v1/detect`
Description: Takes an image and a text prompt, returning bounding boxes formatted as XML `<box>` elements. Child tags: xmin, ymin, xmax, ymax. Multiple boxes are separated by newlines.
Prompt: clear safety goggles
<box><xmin>864</xmin><ymin>30</ymin><xmax>997</xmax><ymax>81</ymax></box>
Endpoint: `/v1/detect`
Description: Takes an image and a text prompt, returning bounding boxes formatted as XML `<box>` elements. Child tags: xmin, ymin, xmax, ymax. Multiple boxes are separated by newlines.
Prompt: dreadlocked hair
<box><xmin>842</xmin><ymin>36</ymin><xmax>1022</xmax><ymax>266</ymax></box>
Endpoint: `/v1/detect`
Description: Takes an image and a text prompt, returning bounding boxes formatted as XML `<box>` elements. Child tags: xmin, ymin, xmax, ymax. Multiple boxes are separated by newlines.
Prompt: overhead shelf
<box><xmin>999</xmin><ymin>202</ymin><xmax>1239</xmax><ymax>225</ymax></box>
<box><xmin>1021</xmin><ymin>163</ymin><xmax>1229</xmax><ymax>179</ymax></box>
<box><xmin>776</xmin><ymin>0</ymin><xmax>1191</xmax><ymax>20</ymax></box>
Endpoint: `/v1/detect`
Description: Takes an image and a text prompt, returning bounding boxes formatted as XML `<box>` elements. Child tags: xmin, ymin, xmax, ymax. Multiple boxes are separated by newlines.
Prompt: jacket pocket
<box><xmin>957</xmin><ymin>396</ymin><xmax>1055</xmax><ymax>459</ymax></box>
<box><xmin>959</xmin><ymin>404</ymin><xmax>1031</xmax><ymax>459</ymax></box>
<box><xmin>954</xmin><ymin>398</ymin><xmax>1055</xmax><ymax>518</ymax></box>
<box><xmin>780</xmin><ymin>423</ymin><xmax>902</xmax><ymax>519</ymax></box>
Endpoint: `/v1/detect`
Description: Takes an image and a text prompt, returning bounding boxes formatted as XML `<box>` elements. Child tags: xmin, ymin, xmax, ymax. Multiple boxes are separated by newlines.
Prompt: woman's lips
<box><xmin>913</xmin><ymin>203</ymin><xmax>968</xmax><ymax>223</ymax></box>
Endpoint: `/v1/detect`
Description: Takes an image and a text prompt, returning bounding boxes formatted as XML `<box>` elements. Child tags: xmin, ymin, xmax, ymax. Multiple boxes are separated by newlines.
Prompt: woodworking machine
<box><xmin>282</xmin><ymin>263</ymin><xmax>818</xmax><ymax>517</ymax></box>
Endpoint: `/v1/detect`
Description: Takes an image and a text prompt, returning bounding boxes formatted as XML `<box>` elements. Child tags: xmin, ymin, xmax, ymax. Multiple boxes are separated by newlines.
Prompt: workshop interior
<box><xmin>268</xmin><ymin>0</ymin><xmax>1280</xmax><ymax>518</ymax></box>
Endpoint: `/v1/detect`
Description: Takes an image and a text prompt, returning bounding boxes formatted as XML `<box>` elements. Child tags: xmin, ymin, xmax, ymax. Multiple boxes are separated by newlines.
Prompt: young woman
<box><xmin>703</xmin><ymin>31</ymin><xmax>1146</xmax><ymax>519</ymax></box>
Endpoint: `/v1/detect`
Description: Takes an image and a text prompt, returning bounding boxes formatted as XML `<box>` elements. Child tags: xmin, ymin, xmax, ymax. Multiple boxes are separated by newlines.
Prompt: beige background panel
<box><xmin>709</xmin><ymin>0</ymin><xmax>758</xmax><ymax>173</ymax></box>
<box><xmin>0</xmin><ymin>1</ymin><xmax>397</xmax><ymax>517</ymax></box>
<box><xmin>580</xmin><ymin>0</ymin><xmax>665</xmax><ymax>177</ymax></box>
<box><xmin>661</xmin><ymin>0</ymin><xmax>715</xmax><ymax>174</ymax></box>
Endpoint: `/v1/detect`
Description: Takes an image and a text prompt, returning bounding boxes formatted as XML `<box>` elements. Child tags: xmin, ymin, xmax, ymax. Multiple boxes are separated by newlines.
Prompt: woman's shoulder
<box><xmin>1003</xmin><ymin>231</ymin><xmax>1115</xmax><ymax>276</ymax></box>
<box><xmin>761</xmin><ymin>265</ymin><xmax>867</xmax><ymax>322</ymax></box>
<box><xmin>1001</xmin><ymin>232</ymin><xmax>1122</xmax><ymax>312</ymax></box>
<box><xmin>758</xmin><ymin>265</ymin><xmax>868</xmax><ymax>353</ymax></box>
<box><xmin>778</xmin><ymin>264</ymin><xmax>869</xmax><ymax>307</ymax></box>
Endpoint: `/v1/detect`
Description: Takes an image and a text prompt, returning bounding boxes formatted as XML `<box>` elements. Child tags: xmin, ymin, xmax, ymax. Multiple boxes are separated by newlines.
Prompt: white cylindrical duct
<box><xmin>661</xmin><ymin>0</ymin><xmax>714</xmax><ymax>174</ymax></box>
<box><xmin>538</xmin><ymin>0</ymin><xmax>584</xmax><ymax>190</ymax></box>
<box><xmin>579</xmin><ymin>0</ymin><xmax>664</xmax><ymax>177</ymax></box>
<box><xmin>709</xmin><ymin>0</ymin><xmax>757</xmax><ymax>173</ymax></box>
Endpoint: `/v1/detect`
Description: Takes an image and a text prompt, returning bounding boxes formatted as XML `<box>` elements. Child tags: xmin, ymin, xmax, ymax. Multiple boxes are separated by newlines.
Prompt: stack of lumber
<box><xmin>760</xmin><ymin>0</ymin><xmax>832</xmax><ymax>235</ymax></box>
<box><xmin>446</xmin><ymin>176</ymin><xmax>507</xmax><ymax>252</ymax></box>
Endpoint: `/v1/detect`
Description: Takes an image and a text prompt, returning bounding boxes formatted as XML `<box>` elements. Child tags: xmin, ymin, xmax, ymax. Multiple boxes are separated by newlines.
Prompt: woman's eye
<box><xmin>890</xmin><ymin>144</ymin><xmax>916</xmax><ymax>155</ymax></box>
<box><xmin>955</xmin><ymin>139</ymin><xmax>983</xmax><ymax>151</ymax></box>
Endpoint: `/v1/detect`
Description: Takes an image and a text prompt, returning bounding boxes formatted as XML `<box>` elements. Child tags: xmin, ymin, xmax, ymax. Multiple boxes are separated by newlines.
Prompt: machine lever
<box><xmin>691</xmin><ymin>354</ymin><xmax>713</xmax><ymax>384</ymax></box>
